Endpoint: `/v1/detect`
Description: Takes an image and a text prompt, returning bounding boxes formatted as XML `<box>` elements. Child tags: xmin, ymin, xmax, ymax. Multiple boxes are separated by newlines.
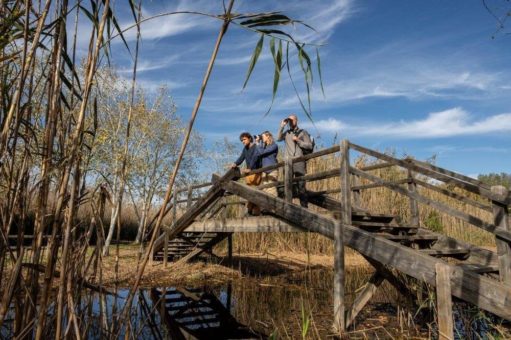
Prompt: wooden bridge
<box><xmin>149</xmin><ymin>140</ymin><xmax>511</xmax><ymax>336</ymax></box>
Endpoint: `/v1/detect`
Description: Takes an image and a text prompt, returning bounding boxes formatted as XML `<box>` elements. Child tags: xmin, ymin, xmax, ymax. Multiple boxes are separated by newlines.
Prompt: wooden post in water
<box><xmin>407</xmin><ymin>169</ymin><xmax>420</xmax><ymax>228</ymax></box>
<box><xmin>435</xmin><ymin>263</ymin><xmax>454</xmax><ymax>340</ymax></box>
<box><xmin>334</xmin><ymin>139</ymin><xmax>350</xmax><ymax>332</ymax></box>
<box><xmin>284</xmin><ymin>156</ymin><xmax>293</xmax><ymax>203</ymax></box>
<box><xmin>491</xmin><ymin>185</ymin><xmax>511</xmax><ymax>286</ymax></box>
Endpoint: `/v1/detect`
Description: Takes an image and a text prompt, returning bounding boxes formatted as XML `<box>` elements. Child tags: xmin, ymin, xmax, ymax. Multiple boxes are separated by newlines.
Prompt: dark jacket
<box><xmin>256</xmin><ymin>142</ymin><xmax>278</xmax><ymax>173</ymax></box>
<box><xmin>234</xmin><ymin>144</ymin><xmax>261</xmax><ymax>170</ymax></box>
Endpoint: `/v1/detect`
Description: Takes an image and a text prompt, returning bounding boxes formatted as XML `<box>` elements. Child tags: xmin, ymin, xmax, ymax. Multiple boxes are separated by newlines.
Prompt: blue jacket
<box><xmin>257</xmin><ymin>142</ymin><xmax>278</xmax><ymax>173</ymax></box>
<box><xmin>234</xmin><ymin>144</ymin><xmax>261</xmax><ymax>170</ymax></box>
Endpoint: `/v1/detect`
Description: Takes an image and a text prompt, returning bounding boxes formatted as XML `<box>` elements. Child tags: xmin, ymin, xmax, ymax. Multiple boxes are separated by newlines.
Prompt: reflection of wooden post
<box><xmin>435</xmin><ymin>263</ymin><xmax>454</xmax><ymax>340</ymax></box>
<box><xmin>491</xmin><ymin>186</ymin><xmax>511</xmax><ymax>286</ymax></box>
<box><xmin>284</xmin><ymin>156</ymin><xmax>293</xmax><ymax>203</ymax></box>
<box><xmin>334</xmin><ymin>140</ymin><xmax>350</xmax><ymax>333</ymax></box>
<box><xmin>408</xmin><ymin>169</ymin><xmax>420</xmax><ymax>228</ymax></box>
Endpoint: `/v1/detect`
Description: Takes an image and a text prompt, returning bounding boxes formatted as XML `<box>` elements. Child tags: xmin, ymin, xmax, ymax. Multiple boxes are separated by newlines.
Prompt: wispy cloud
<box><xmin>304</xmin><ymin>108</ymin><xmax>511</xmax><ymax>138</ymax></box>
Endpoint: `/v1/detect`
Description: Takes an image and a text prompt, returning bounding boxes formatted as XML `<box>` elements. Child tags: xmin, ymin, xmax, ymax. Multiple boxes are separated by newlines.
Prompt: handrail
<box><xmin>348</xmin><ymin>141</ymin><xmax>508</xmax><ymax>205</ymax></box>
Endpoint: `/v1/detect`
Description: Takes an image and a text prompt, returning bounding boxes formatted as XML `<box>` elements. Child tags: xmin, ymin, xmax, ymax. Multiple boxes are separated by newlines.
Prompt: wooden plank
<box><xmin>284</xmin><ymin>156</ymin><xmax>293</xmax><ymax>203</ymax></box>
<box><xmin>456</xmin><ymin>263</ymin><xmax>499</xmax><ymax>274</ymax></box>
<box><xmin>420</xmin><ymin>249</ymin><xmax>469</xmax><ymax>258</ymax></box>
<box><xmin>350</xmin><ymin>166</ymin><xmax>511</xmax><ymax>242</ymax></box>
<box><xmin>182</xmin><ymin>216</ymin><xmax>302</xmax><ymax>233</ymax></box>
<box><xmin>415</xmin><ymin>178</ymin><xmax>492</xmax><ymax>212</ymax></box>
<box><xmin>435</xmin><ymin>263</ymin><xmax>454</xmax><ymax>340</ymax></box>
<box><xmin>351</xmin><ymin>178</ymin><xmax>409</xmax><ymax>191</ymax></box>
<box><xmin>334</xmin><ymin>218</ymin><xmax>346</xmax><ymax>332</ymax></box>
<box><xmin>345</xmin><ymin>272</ymin><xmax>384</xmax><ymax>328</ymax></box>
<box><xmin>220</xmin><ymin>179</ymin><xmax>511</xmax><ymax>320</ymax></box>
<box><xmin>492</xmin><ymin>186</ymin><xmax>511</xmax><ymax>286</ymax></box>
<box><xmin>358</xmin><ymin>162</ymin><xmax>394</xmax><ymax>172</ymax></box>
<box><xmin>411</xmin><ymin>158</ymin><xmax>489</xmax><ymax>190</ymax></box>
<box><xmin>334</xmin><ymin>140</ymin><xmax>350</xmax><ymax>332</ymax></box>
<box><xmin>349</xmin><ymin>142</ymin><xmax>507</xmax><ymax>204</ymax></box>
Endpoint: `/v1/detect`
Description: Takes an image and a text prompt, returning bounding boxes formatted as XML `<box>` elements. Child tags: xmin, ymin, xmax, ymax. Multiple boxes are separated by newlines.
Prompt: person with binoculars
<box><xmin>231</xmin><ymin>132</ymin><xmax>263</xmax><ymax>216</ymax></box>
<box><xmin>277</xmin><ymin>114</ymin><xmax>313</xmax><ymax>208</ymax></box>
<box><xmin>255</xmin><ymin>131</ymin><xmax>279</xmax><ymax>198</ymax></box>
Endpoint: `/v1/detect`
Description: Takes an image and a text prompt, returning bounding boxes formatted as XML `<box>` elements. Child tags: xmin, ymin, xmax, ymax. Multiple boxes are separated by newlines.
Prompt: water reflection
<box><xmin>150</xmin><ymin>286</ymin><xmax>264</xmax><ymax>339</ymax></box>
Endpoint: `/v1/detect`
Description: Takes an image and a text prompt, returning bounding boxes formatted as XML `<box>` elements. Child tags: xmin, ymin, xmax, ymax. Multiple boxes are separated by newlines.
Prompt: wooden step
<box><xmin>352</xmin><ymin>213</ymin><xmax>395</xmax><ymax>223</ymax></box>
<box><xmin>456</xmin><ymin>263</ymin><xmax>499</xmax><ymax>274</ymax></box>
<box><xmin>352</xmin><ymin>221</ymin><xmax>414</xmax><ymax>229</ymax></box>
<box><xmin>383</xmin><ymin>234</ymin><xmax>439</xmax><ymax>242</ymax></box>
<box><xmin>420</xmin><ymin>249</ymin><xmax>469</xmax><ymax>259</ymax></box>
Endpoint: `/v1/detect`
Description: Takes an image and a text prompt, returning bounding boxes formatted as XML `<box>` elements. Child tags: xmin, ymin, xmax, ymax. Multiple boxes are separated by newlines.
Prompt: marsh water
<box><xmin>1</xmin><ymin>266</ymin><xmax>508</xmax><ymax>339</ymax></box>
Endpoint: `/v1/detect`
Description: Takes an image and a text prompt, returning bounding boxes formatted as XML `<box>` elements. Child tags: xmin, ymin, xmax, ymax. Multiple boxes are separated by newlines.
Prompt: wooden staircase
<box><xmin>153</xmin><ymin>232</ymin><xmax>231</xmax><ymax>262</ymax></box>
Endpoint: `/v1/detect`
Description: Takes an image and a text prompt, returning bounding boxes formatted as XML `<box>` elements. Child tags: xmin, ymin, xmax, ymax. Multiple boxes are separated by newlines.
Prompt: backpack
<box><xmin>294</xmin><ymin>128</ymin><xmax>315</xmax><ymax>155</ymax></box>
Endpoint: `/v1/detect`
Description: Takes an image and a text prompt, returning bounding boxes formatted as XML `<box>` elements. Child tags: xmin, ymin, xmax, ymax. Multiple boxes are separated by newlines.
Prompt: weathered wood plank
<box><xmin>345</xmin><ymin>272</ymin><xmax>384</xmax><ymax>328</ymax></box>
<box><xmin>350</xmin><ymin>166</ymin><xmax>511</xmax><ymax>242</ymax></box>
<box><xmin>492</xmin><ymin>186</ymin><xmax>511</xmax><ymax>286</ymax></box>
<box><xmin>351</xmin><ymin>178</ymin><xmax>409</xmax><ymax>191</ymax></box>
<box><xmin>220</xmin><ymin>180</ymin><xmax>511</xmax><ymax>320</ymax></box>
<box><xmin>182</xmin><ymin>216</ymin><xmax>302</xmax><ymax>233</ymax></box>
<box><xmin>436</xmin><ymin>263</ymin><xmax>454</xmax><ymax>340</ymax></box>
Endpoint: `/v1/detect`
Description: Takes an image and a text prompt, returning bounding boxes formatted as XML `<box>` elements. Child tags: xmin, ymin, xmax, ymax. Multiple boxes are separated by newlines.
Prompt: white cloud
<box><xmin>307</xmin><ymin>108</ymin><xmax>511</xmax><ymax>138</ymax></box>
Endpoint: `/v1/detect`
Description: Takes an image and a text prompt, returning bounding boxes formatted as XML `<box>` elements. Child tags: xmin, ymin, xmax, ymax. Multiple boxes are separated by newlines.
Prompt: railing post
<box><xmin>491</xmin><ymin>185</ymin><xmax>511</xmax><ymax>286</ymax></box>
<box><xmin>284</xmin><ymin>156</ymin><xmax>293</xmax><ymax>203</ymax></box>
<box><xmin>334</xmin><ymin>139</ymin><xmax>350</xmax><ymax>333</ymax></box>
<box><xmin>435</xmin><ymin>263</ymin><xmax>454</xmax><ymax>340</ymax></box>
<box><xmin>407</xmin><ymin>169</ymin><xmax>420</xmax><ymax>228</ymax></box>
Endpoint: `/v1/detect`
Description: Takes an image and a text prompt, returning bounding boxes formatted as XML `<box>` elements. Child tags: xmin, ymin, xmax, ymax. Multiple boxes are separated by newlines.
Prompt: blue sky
<box><xmin>92</xmin><ymin>0</ymin><xmax>510</xmax><ymax>176</ymax></box>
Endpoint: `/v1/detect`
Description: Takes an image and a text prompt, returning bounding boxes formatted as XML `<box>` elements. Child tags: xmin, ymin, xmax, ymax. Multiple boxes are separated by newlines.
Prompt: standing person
<box><xmin>256</xmin><ymin>131</ymin><xmax>279</xmax><ymax>198</ymax></box>
<box><xmin>277</xmin><ymin>114</ymin><xmax>313</xmax><ymax>207</ymax></box>
<box><xmin>231</xmin><ymin>132</ymin><xmax>262</xmax><ymax>215</ymax></box>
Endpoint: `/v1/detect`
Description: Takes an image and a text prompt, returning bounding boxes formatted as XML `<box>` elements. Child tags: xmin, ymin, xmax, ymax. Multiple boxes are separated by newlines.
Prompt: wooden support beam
<box><xmin>334</xmin><ymin>140</ymin><xmax>350</xmax><ymax>332</ymax></box>
<box><xmin>219</xmin><ymin>180</ymin><xmax>511</xmax><ymax>320</ymax></box>
<box><xmin>333</xmin><ymin>220</ymin><xmax>345</xmax><ymax>333</ymax></box>
<box><xmin>284</xmin><ymin>156</ymin><xmax>293</xmax><ymax>203</ymax></box>
<box><xmin>345</xmin><ymin>272</ymin><xmax>385</xmax><ymax>328</ymax></box>
<box><xmin>492</xmin><ymin>185</ymin><xmax>511</xmax><ymax>286</ymax></box>
<box><xmin>435</xmin><ymin>263</ymin><xmax>454</xmax><ymax>340</ymax></box>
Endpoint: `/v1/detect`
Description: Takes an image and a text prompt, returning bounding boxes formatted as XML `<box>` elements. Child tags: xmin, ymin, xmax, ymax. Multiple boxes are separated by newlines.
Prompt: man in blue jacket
<box><xmin>231</xmin><ymin>132</ymin><xmax>262</xmax><ymax>215</ymax></box>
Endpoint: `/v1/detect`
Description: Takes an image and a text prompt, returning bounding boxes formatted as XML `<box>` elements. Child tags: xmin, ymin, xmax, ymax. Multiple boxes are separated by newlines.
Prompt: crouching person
<box><xmin>231</xmin><ymin>132</ymin><xmax>262</xmax><ymax>216</ymax></box>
